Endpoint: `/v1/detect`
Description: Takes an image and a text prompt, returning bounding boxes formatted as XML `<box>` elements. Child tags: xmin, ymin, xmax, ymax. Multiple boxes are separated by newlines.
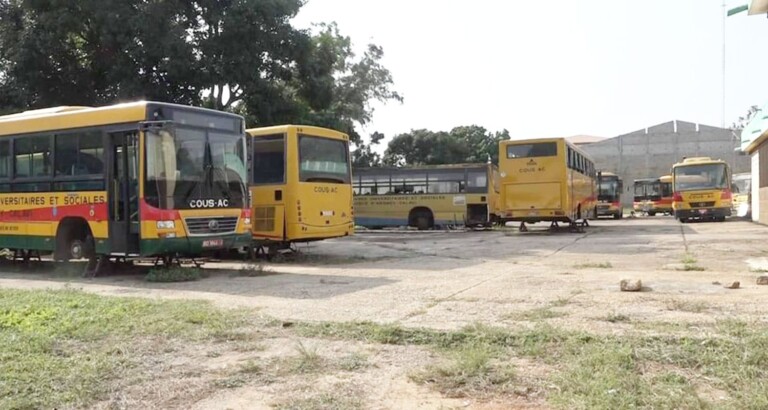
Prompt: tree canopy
<box><xmin>367</xmin><ymin>125</ymin><xmax>510</xmax><ymax>167</ymax></box>
<box><xmin>0</xmin><ymin>0</ymin><xmax>401</xmax><ymax>143</ymax></box>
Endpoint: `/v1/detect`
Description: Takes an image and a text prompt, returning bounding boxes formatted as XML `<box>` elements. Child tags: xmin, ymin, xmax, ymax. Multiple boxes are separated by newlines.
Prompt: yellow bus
<box><xmin>672</xmin><ymin>157</ymin><xmax>732</xmax><ymax>223</ymax></box>
<box><xmin>247</xmin><ymin>125</ymin><xmax>353</xmax><ymax>254</ymax></box>
<box><xmin>596</xmin><ymin>171</ymin><xmax>623</xmax><ymax>219</ymax></box>
<box><xmin>0</xmin><ymin>101</ymin><xmax>252</xmax><ymax>274</ymax></box>
<box><xmin>731</xmin><ymin>172</ymin><xmax>751</xmax><ymax>218</ymax></box>
<box><xmin>633</xmin><ymin>176</ymin><xmax>673</xmax><ymax>216</ymax></box>
<box><xmin>498</xmin><ymin>138</ymin><xmax>596</xmax><ymax>230</ymax></box>
<box><xmin>352</xmin><ymin>163</ymin><xmax>500</xmax><ymax>229</ymax></box>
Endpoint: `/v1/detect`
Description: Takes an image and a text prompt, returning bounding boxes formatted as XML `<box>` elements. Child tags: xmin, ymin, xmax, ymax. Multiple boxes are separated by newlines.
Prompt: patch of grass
<box><xmin>666</xmin><ymin>299</ymin><xmax>710</xmax><ymax>313</ymax></box>
<box><xmin>604</xmin><ymin>312</ymin><xmax>631</xmax><ymax>323</ymax></box>
<box><xmin>275</xmin><ymin>388</ymin><xmax>363</xmax><ymax>410</ymax></box>
<box><xmin>678</xmin><ymin>254</ymin><xmax>706</xmax><ymax>271</ymax></box>
<box><xmin>551</xmin><ymin>296</ymin><xmax>572</xmax><ymax>307</ymax></box>
<box><xmin>212</xmin><ymin>375</ymin><xmax>247</xmax><ymax>389</ymax></box>
<box><xmin>290</xmin><ymin>341</ymin><xmax>323</xmax><ymax>373</ymax></box>
<box><xmin>411</xmin><ymin>343</ymin><xmax>515</xmax><ymax>398</ymax></box>
<box><xmin>294</xmin><ymin>319</ymin><xmax>768</xmax><ymax>408</ymax></box>
<box><xmin>238</xmin><ymin>360</ymin><xmax>261</xmax><ymax>374</ymax></box>
<box><xmin>145</xmin><ymin>266</ymin><xmax>209</xmax><ymax>282</ymax></box>
<box><xmin>574</xmin><ymin>261</ymin><xmax>613</xmax><ymax>269</ymax></box>
<box><xmin>750</xmin><ymin>267</ymin><xmax>768</xmax><ymax>273</ymax></box>
<box><xmin>512</xmin><ymin>307</ymin><xmax>567</xmax><ymax>321</ymax></box>
<box><xmin>338</xmin><ymin>352</ymin><xmax>369</xmax><ymax>372</ymax></box>
<box><xmin>0</xmin><ymin>288</ymin><xmax>248</xmax><ymax>409</ymax></box>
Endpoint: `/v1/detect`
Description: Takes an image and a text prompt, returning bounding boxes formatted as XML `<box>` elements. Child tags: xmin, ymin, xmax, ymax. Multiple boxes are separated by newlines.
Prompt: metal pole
<box><xmin>722</xmin><ymin>0</ymin><xmax>727</xmax><ymax>128</ymax></box>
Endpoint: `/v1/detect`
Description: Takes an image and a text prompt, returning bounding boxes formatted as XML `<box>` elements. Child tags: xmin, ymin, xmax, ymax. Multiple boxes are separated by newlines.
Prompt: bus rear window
<box><xmin>506</xmin><ymin>142</ymin><xmax>557</xmax><ymax>158</ymax></box>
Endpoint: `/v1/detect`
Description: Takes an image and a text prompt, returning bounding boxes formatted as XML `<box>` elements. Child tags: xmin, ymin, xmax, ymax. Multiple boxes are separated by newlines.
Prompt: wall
<box><xmin>752</xmin><ymin>151</ymin><xmax>760</xmax><ymax>223</ymax></box>
<box><xmin>581</xmin><ymin>120</ymin><xmax>751</xmax><ymax>207</ymax></box>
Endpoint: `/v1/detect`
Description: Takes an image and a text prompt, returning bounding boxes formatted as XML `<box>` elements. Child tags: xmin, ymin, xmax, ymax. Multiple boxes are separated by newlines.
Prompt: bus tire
<box><xmin>409</xmin><ymin>207</ymin><xmax>434</xmax><ymax>231</ymax></box>
<box><xmin>55</xmin><ymin>218</ymin><xmax>94</xmax><ymax>261</ymax></box>
<box><xmin>648</xmin><ymin>211</ymin><xmax>656</xmax><ymax>216</ymax></box>
<box><xmin>613</xmin><ymin>213</ymin><xmax>621</xmax><ymax>220</ymax></box>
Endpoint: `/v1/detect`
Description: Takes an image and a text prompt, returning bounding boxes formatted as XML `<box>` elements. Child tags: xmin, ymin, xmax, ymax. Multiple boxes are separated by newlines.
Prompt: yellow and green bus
<box><xmin>596</xmin><ymin>171</ymin><xmax>623</xmax><ymax>219</ymax></box>
<box><xmin>352</xmin><ymin>163</ymin><xmax>500</xmax><ymax>230</ymax></box>
<box><xmin>672</xmin><ymin>157</ymin><xmax>732</xmax><ymax>222</ymax></box>
<box><xmin>498</xmin><ymin>138</ymin><xmax>596</xmax><ymax>229</ymax></box>
<box><xmin>248</xmin><ymin>125</ymin><xmax>353</xmax><ymax>253</ymax></box>
<box><xmin>0</xmin><ymin>101</ymin><xmax>252</xmax><ymax>274</ymax></box>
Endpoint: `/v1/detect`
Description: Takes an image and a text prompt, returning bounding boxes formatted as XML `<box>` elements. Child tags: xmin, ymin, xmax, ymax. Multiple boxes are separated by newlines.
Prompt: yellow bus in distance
<box><xmin>0</xmin><ymin>101</ymin><xmax>252</xmax><ymax>274</ymax></box>
<box><xmin>248</xmin><ymin>125</ymin><xmax>353</xmax><ymax>253</ymax></box>
<box><xmin>498</xmin><ymin>138</ymin><xmax>596</xmax><ymax>229</ymax></box>
<box><xmin>731</xmin><ymin>172</ymin><xmax>751</xmax><ymax>218</ymax></box>
<box><xmin>672</xmin><ymin>157</ymin><xmax>732</xmax><ymax>223</ymax></box>
<box><xmin>596</xmin><ymin>171</ymin><xmax>623</xmax><ymax>219</ymax></box>
<box><xmin>352</xmin><ymin>163</ymin><xmax>500</xmax><ymax>229</ymax></box>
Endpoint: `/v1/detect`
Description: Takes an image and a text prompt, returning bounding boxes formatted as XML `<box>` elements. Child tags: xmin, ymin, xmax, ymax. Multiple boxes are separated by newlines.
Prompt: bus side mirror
<box><xmin>618</xmin><ymin>182</ymin><xmax>623</xmax><ymax>191</ymax></box>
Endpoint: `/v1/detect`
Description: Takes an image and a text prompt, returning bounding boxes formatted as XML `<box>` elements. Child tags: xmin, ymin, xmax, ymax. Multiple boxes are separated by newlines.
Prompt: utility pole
<box><xmin>722</xmin><ymin>0</ymin><xmax>727</xmax><ymax>128</ymax></box>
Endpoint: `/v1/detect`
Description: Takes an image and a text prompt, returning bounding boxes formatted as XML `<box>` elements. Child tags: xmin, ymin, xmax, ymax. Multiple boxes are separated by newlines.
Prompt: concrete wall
<box><xmin>580</xmin><ymin>120</ymin><xmax>751</xmax><ymax>207</ymax></box>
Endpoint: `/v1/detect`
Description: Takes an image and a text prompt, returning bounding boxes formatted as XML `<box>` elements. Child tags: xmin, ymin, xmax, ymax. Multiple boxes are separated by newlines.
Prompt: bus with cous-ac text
<box><xmin>352</xmin><ymin>163</ymin><xmax>500</xmax><ymax>230</ymax></box>
<box><xmin>672</xmin><ymin>157</ymin><xmax>732</xmax><ymax>223</ymax></box>
<box><xmin>498</xmin><ymin>138</ymin><xmax>596</xmax><ymax>230</ymax></box>
<box><xmin>248</xmin><ymin>125</ymin><xmax>353</xmax><ymax>255</ymax></box>
<box><xmin>0</xmin><ymin>101</ymin><xmax>252</xmax><ymax>274</ymax></box>
<box><xmin>596</xmin><ymin>171</ymin><xmax>623</xmax><ymax>219</ymax></box>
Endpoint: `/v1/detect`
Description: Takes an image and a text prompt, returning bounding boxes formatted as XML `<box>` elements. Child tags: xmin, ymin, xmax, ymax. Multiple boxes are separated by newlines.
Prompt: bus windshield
<box><xmin>299</xmin><ymin>135</ymin><xmax>350</xmax><ymax>184</ymax></box>
<box><xmin>598</xmin><ymin>178</ymin><xmax>620</xmax><ymax>201</ymax></box>
<box><xmin>634</xmin><ymin>181</ymin><xmax>660</xmax><ymax>200</ymax></box>
<box><xmin>674</xmin><ymin>164</ymin><xmax>728</xmax><ymax>192</ymax></box>
<box><xmin>145</xmin><ymin>127</ymin><xmax>247</xmax><ymax>209</ymax></box>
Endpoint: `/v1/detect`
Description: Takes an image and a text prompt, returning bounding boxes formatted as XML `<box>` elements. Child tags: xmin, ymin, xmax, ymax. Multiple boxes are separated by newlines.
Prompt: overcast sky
<box><xmin>293</xmin><ymin>0</ymin><xmax>768</xmax><ymax>143</ymax></box>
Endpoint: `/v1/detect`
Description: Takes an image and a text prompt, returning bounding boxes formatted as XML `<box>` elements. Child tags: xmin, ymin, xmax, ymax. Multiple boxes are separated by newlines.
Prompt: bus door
<box><xmin>108</xmin><ymin>132</ymin><xmax>140</xmax><ymax>254</ymax></box>
<box><xmin>250</xmin><ymin>134</ymin><xmax>286</xmax><ymax>241</ymax></box>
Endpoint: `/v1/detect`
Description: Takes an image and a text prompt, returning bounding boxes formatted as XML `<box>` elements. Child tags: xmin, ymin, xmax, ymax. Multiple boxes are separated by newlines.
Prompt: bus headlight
<box><xmin>243</xmin><ymin>217</ymin><xmax>251</xmax><ymax>227</ymax></box>
<box><xmin>156</xmin><ymin>220</ymin><xmax>175</xmax><ymax>229</ymax></box>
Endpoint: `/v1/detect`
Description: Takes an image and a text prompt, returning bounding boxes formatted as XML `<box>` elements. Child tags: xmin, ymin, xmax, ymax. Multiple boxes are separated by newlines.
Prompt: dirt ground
<box><xmin>3</xmin><ymin>215</ymin><xmax>768</xmax><ymax>409</ymax></box>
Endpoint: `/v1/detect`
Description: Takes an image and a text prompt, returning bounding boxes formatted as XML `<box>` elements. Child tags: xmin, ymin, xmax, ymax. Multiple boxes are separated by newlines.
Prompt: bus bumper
<box><xmin>140</xmin><ymin>233</ymin><xmax>252</xmax><ymax>257</ymax></box>
<box><xmin>674</xmin><ymin>207</ymin><xmax>731</xmax><ymax>220</ymax></box>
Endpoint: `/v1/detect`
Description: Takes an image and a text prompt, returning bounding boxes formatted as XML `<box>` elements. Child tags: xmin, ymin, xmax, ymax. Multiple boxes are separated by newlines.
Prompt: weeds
<box><xmin>666</xmin><ymin>299</ymin><xmax>710</xmax><ymax>313</ymax></box>
<box><xmin>338</xmin><ymin>352</ymin><xmax>369</xmax><ymax>371</ymax></box>
<box><xmin>679</xmin><ymin>254</ymin><xmax>706</xmax><ymax>271</ymax></box>
<box><xmin>604</xmin><ymin>312</ymin><xmax>631</xmax><ymax>323</ymax></box>
<box><xmin>0</xmin><ymin>288</ymin><xmax>247</xmax><ymax>409</ymax></box>
<box><xmin>574</xmin><ymin>262</ymin><xmax>613</xmax><ymax>269</ymax></box>
<box><xmin>291</xmin><ymin>342</ymin><xmax>323</xmax><ymax>373</ymax></box>
<box><xmin>411</xmin><ymin>343</ymin><xmax>515</xmax><ymax>398</ymax></box>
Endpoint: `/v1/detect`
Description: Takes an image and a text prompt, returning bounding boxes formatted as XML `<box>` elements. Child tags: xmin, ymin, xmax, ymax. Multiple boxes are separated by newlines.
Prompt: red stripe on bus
<box><xmin>0</xmin><ymin>203</ymin><xmax>109</xmax><ymax>222</ymax></box>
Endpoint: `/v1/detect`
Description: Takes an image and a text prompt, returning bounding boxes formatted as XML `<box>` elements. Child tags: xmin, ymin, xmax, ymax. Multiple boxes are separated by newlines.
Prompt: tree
<box><xmin>0</xmin><ymin>2</ymin><xmax>401</xmax><ymax>140</ymax></box>
<box><xmin>730</xmin><ymin>105</ymin><xmax>760</xmax><ymax>132</ymax></box>
<box><xmin>262</xmin><ymin>23</ymin><xmax>403</xmax><ymax>144</ymax></box>
<box><xmin>383</xmin><ymin>125</ymin><xmax>511</xmax><ymax>166</ymax></box>
<box><xmin>351</xmin><ymin>131</ymin><xmax>384</xmax><ymax>168</ymax></box>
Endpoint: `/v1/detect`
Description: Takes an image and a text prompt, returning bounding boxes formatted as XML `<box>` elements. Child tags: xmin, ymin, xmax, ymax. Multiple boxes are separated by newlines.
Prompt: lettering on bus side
<box><xmin>314</xmin><ymin>187</ymin><xmax>339</xmax><ymax>194</ymax></box>
<box><xmin>518</xmin><ymin>167</ymin><xmax>545</xmax><ymax>173</ymax></box>
<box><xmin>189</xmin><ymin>199</ymin><xmax>230</xmax><ymax>208</ymax></box>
